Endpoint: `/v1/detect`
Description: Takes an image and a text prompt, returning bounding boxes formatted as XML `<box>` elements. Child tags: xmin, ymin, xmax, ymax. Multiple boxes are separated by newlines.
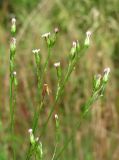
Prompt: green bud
<box><xmin>32</xmin><ymin>49</ymin><xmax>41</xmax><ymax>65</ymax></box>
<box><xmin>102</xmin><ymin>68</ymin><xmax>110</xmax><ymax>83</ymax></box>
<box><xmin>55</xmin><ymin>114</ymin><xmax>59</xmax><ymax>128</ymax></box>
<box><xmin>11</xmin><ymin>18</ymin><xmax>16</xmax><ymax>35</ymax></box>
<box><xmin>84</xmin><ymin>31</ymin><xmax>91</xmax><ymax>47</ymax></box>
<box><xmin>76</xmin><ymin>40</ymin><xmax>80</xmax><ymax>52</ymax></box>
<box><xmin>70</xmin><ymin>41</ymin><xmax>77</xmax><ymax>60</ymax></box>
<box><xmin>28</xmin><ymin>129</ymin><xmax>35</xmax><ymax>146</ymax></box>
<box><xmin>37</xmin><ymin>142</ymin><xmax>43</xmax><ymax>158</ymax></box>
<box><xmin>10</xmin><ymin>38</ymin><xmax>16</xmax><ymax>54</ymax></box>
<box><xmin>13</xmin><ymin>72</ymin><xmax>18</xmax><ymax>86</ymax></box>
<box><xmin>54</xmin><ymin>62</ymin><xmax>62</xmax><ymax>79</ymax></box>
<box><xmin>93</xmin><ymin>74</ymin><xmax>101</xmax><ymax>90</ymax></box>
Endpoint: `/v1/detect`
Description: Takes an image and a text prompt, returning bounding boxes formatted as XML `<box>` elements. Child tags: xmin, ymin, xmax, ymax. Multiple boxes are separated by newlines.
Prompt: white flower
<box><xmin>13</xmin><ymin>71</ymin><xmax>17</xmax><ymax>75</ymax></box>
<box><xmin>54</xmin><ymin>62</ymin><xmax>60</xmax><ymax>67</ymax></box>
<box><xmin>35</xmin><ymin>137</ymin><xmax>39</xmax><ymax>142</ymax></box>
<box><xmin>86</xmin><ymin>31</ymin><xmax>92</xmax><ymax>37</ymax></box>
<box><xmin>103</xmin><ymin>67</ymin><xmax>110</xmax><ymax>82</ymax></box>
<box><xmin>73</xmin><ymin>41</ymin><xmax>77</xmax><ymax>48</ymax></box>
<box><xmin>104</xmin><ymin>67</ymin><xmax>110</xmax><ymax>75</ymax></box>
<box><xmin>55</xmin><ymin>114</ymin><xmax>58</xmax><ymax>119</ymax></box>
<box><xmin>84</xmin><ymin>30</ymin><xmax>92</xmax><ymax>46</ymax></box>
<box><xmin>41</xmin><ymin>32</ymin><xmax>50</xmax><ymax>38</ymax></box>
<box><xmin>12</xmin><ymin>18</ymin><xmax>16</xmax><ymax>25</ymax></box>
<box><xmin>28</xmin><ymin>128</ymin><xmax>33</xmax><ymax>133</ymax></box>
<box><xmin>32</xmin><ymin>49</ymin><xmax>40</xmax><ymax>54</ymax></box>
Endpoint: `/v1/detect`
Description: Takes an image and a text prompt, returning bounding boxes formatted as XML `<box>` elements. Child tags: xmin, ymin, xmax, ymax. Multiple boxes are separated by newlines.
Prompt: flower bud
<box><xmin>54</xmin><ymin>62</ymin><xmax>62</xmax><ymax>79</ymax></box>
<box><xmin>84</xmin><ymin>31</ymin><xmax>92</xmax><ymax>47</ymax></box>
<box><xmin>70</xmin><ymin>41</ymin><xmax>77</xmax><ymax>59</ymax></box>
<box><xmin>28</xmin><ymin>128</ymin><xmax>35</xmax><ymax>146</ymax></box>
<box><xmin>54</xmin><ymin>27</ymin><xmax>59</xmax><ymax>34</ymax></box>
<box><xmin>102</xmin><ymin>68</ymin><xmax>110</xmax><ymax>83</ymax></box>
<box><xmin>11</xmin><ymin>18</ymin><xmax>16</xmax><ymax>35</ymax></box>
<box><xmin>10</xmin><ymin>37</ymin><xmax>16</xmax><ymax>53</ymax></box>
<box><xmin>93</xmin><ymin>74</ymin><xmax>101</xmax><ymax>90</ymax></box>
<box><xmin>13</xmin><ymin>71</ymin><xmax>18</xmax><ymax>86</ymax></box>
<box><xmin>32</xmin><ymin>49</ymin><xmax>41</xmax><ymax>65</ymax></box>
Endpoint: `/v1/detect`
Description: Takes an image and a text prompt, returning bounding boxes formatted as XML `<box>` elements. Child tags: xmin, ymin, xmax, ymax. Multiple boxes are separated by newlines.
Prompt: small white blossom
<box><xmin>55</xmin><ymin>114</ymin><xmax>58</xmax><ymax>119</ymax></box>
<box><xmin>28</xmin><ymin>128</ymin><xmax>33</xmax><ymax>133</ymax></box>
<box><xmin>54</xmin><ymin>62</ymin><xmax>60</xmax><ymax>68</ymax></box>
<box><xmin>41</xmin><ymin>32</ymin><xmax>50</xmax><ymax>38</ymax></box>
<box><xmin>35</xmin><ymin>137</ymin><xmax>39</xmax><ymax>142</ymax></box>
<box><xmin>103</xmin><ymin>67</ymin><xmax>110</xmax><ymax>82</ymax></box>
<box><xmin>86</xmin><ymin>31</ymin><xmax>92</xmax><ymax>38</ymax></box>
<box><xmin>32</xmin><ymin>49</ymin><xmax>40</xmax><ymax>54</ymax></box>
<box><xmin>12</xmin><ymin>18</ymin><xmax>16</xmax><ymax>25</ymax></box>
<box><xmin>84</xmin><ymin>31</ymin><xmax>92</xmax><ymax>46</ymax></box>
<box><xmin>13</xmin><ymin>71</ymin><xmax>17</xmax><ymax>75</ymax></box>
<box><xmin>104</xmin><ymin>67</ymin><xmax>110</xmax><ymax>75</ymax></box>
<box><xmin>73</xmin><ymin>41</ymin><xmax>77</xmax><ymax>48</ymax></box>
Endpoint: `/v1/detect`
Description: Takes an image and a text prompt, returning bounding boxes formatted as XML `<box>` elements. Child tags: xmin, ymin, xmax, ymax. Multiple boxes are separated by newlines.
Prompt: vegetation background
<box><xmin>0</xmin><ymin>0</ymin><xmax>119</xmax><ymax>159</ymax></box>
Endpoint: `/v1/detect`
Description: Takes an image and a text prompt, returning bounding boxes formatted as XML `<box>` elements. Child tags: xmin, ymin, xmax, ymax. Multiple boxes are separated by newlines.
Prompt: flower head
<box><xmin>103</xmin><ymin>67</ymin><xmax>110</xmax><ymax>82</ymax></box>
<box><xmin>72</xmin><ymin>41</ymin><xmax>77</xmax><ymax>48</ymax></box>
<box><xmin>12</xmin><ymin>18</ymin><xmax>16</xmax><ymax>25</ymax></box>
<box><xmin>55</xmin><ymin>114</ymin><xmax>58</xmax><ymax>119</ymax></box>
<box><xmin>54</xmin><ymin>27</ymin><xmax>59</xmax><ymax>33</ymax></box>
<box><xmin>104</xmin><ymin>67</ymin><xmax>110</xmax><ymax>75</ymax></box>
<box><xmin>54</xmin><ymin>62</ymin><xmax>60</xmax><ymax>68</ymax></box>
<box><xmin>84</xmin><ymin>30</ymin><xmax>92</xmax><ymax>46</ymax></box>
<box><xmin>28</xmin><ymin>128</ymin><xmax>33</xmax><ymax>134</ymax></box>
<box><xmin>10</xmin><ymin>37</ymin><xmax>16</xmax><ymax>52</ymax></box>
<box><xmin>13</xmin><ymin>71</ymin><xmax>17</xmax><ymax>75</ymax></box>
<box><xmin>41</xmin><ymin>32</ymin><xmax>50</xmax><ymax>38</ymax></box>
<box><xmin>32</xmin><ymin>49</ymin><xmax>40</xmax><ymax>54</ymax></box>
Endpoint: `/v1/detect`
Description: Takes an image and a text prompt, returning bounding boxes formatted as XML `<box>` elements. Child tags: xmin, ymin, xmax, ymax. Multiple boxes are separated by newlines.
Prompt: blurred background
<box><xmin>0</xmin><ymin>0</ymin><xmax>119</xmax><ymax>159</ymax></box>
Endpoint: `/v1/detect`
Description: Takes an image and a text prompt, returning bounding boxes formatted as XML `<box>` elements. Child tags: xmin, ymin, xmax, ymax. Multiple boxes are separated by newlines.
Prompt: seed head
<box><xmin>42</xmin><ymin>83</ymin><xmax>50</xmax><ymax>97</ymax></box>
